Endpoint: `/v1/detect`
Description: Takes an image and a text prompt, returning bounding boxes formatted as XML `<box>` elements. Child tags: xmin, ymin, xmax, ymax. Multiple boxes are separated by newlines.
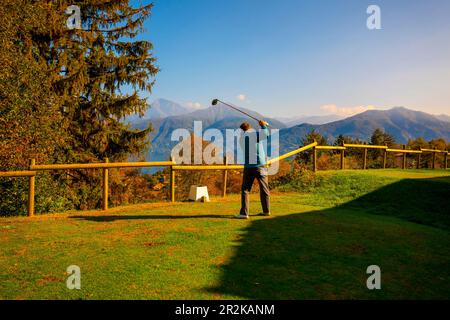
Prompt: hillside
<box><xmin>128</xmin><ymin>104</ymin><xmax>449</xmax><ymax>162</ymax></box>
<box><xmin>142</xmin><ymin>103</ymin><xmax>286</xmax><ymax>163</ymax></box>
<box><xmin>1</xmin><ymin>169</ymin><xmax>449</xmax><ymax>299</ymax></box>
<box><xmin>279</xmin><ymin>107</ymin><xmax>450</xmax><ymax>153</ymax></box>
<box><xmin>440</xmin><ymin>114</ymin><xmax>450</xmax><ymax>123</ymax></box>
<box><xmin>126</xmin><ymin>98</ymin><xmax>196</xmax><ymax>125</ymax></box>
<box><xmin>275</xmin><ymin>114</ymin><xmax>345</xmax><ymax>126</ymax></box>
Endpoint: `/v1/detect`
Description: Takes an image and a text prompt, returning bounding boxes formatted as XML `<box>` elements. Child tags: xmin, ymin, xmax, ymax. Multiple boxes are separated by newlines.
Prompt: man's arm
<box><xmin>258</xmin><ymin>120</ymin><xmax>270</xmax><ymax>138</ymax></box>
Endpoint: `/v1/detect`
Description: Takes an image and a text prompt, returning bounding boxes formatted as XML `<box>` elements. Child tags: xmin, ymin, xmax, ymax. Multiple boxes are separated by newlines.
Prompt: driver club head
<box><xmin>211</xmin><ymin>99</ymin><xmax>219</xmax><ymax>106</ymax></box>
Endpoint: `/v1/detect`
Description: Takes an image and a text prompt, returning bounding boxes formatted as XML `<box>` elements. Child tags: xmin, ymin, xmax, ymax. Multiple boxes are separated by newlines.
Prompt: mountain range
<box><xmin>126</xmin><ymin>98</ymin><xmax>197</xmax><ymax>125</ymax></box>
<box><xmin>128</xmin><ymin>99</ymin><xmax>450</xmax><ymax>163</ymax></box>
<box><xmin>279</xmin><ymin>107</ymin><xmax>450</xmax><ymax>153</ymax></box>
<box><xmin>132</xmin><ymin>99</ymin><xmax>286</xmax><ymax>163</ymax></box>
<box><xmin>274</xmin><ymin>114</ymin><xmax>345</xmax><ymax>126</ymax></box>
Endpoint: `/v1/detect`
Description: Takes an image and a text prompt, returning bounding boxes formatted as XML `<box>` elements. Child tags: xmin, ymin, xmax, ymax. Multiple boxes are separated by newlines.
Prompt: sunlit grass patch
<box><xmin>0</xmin><ymin>169</ymin><xmax>449</xmax><ymax>299</ymax></box>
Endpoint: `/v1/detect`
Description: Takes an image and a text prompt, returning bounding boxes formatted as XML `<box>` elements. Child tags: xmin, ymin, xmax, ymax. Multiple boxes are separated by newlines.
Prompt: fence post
<box><xmin>102</xmin><ymin>158</ymin><xmax>109</xmax><ymax>211</ymax></box>
<box><xmin>402</xmin><ymin>145</ymin><xmax>407</xmax><ymax>169</ymax></box>
<box><xmin>363</xmin><ymin>148</ymin><xmax>367</xmax><ymax>169</ymax></box>
<box><xmin>383</xmin><ymin>147</ymin><xmax>387</xmax><ymax>169</ymax></box>
<box><xmin>340</xmin><ymin>148</ymin><xmax>345</xmax><ymax>170</ymax></box>
<box><xmin>417</xmin><ymin>152</ymin><xmax>421</xmax><ymax>169</ymax></box>
<box><xmin>170</xmin><ymin>156</ymin><xmax>175</xmax><ymax>202</ymax></box>
<box><xmin>432</xmin><ymin>147</ymin><xmax>436</xmax><ymax>169</ymax></box>
<box><xmin>445</xmin><ymin>152</ymin><xmax>448</xmax><ymax>170</ymax></box>
<box><xmin>222</xmin><ymin>155</ymin><xmax>228</xmax><ymax>197</ymax></box>
<box><xmin>28</xmin><ymin>159</ymin><xmax>35</xmax><ymax>217</ymax></box>
<box><xmin>312</xmin><ymin>144</ymin><xmax>317</xmax><ymax>172</ymax></box>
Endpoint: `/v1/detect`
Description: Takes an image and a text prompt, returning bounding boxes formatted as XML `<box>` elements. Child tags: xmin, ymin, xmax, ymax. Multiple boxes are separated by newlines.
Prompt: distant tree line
<box><xmin>295</xmin><ymin>128</ymin><xmax>449</xmax><ymax>170</ymax></box>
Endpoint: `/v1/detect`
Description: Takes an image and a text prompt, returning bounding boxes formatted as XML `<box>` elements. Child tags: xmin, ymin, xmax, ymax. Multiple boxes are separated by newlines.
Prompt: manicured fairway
<box><xmin>1</xmin><ymin>169</ymin><xmax>449</xmax><ymax>299</ymax></box>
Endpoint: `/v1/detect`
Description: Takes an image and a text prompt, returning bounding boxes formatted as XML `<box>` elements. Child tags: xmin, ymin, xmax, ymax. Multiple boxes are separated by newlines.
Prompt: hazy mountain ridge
<box><xmin>134</xmin><ymin>103</ymin><xmax>286</xmax><ymax>163</ymax></box>
<box><xmin>275</xmin><ymin>114</ymin><xmax>345</xmax><ymax>126</ymax></box>
<box><xmin>279</xmin><ymin>107</ymin><xmax>450</xmax><ymax>153</ymax></box>
<box><xmin>439</xmin><ymin>114</ymin><xmax>450</xmax><ymax>123</ymax></box>
<box><xmin>127</xmin><ymin>101</ymin><xmax>449</xmax><ymax>163</ymax></box>
<box><xmin>126</xmin><ymin>98</ymin><xmax>196</xmax><ymax>125</ymax></box>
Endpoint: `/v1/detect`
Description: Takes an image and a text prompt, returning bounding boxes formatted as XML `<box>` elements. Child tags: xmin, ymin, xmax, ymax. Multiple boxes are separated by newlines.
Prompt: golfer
<box><xmin>235</xmin><ymin>120</ymin><xmax>271</xmax><ymax>219</ymax></box>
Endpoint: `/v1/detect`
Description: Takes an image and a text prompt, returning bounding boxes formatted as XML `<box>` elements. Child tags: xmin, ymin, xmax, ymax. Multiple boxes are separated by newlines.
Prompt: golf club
<box><xmin>211</xmin><ymin>99</ymin><xmax>269</xmax><ymax>125</ymax></box>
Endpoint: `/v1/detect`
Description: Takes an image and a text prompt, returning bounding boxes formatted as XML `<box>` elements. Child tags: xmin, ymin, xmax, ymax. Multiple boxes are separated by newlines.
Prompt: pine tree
<box><xmin>370</xmin><ymin>128</ymin><xmax>395</xmax><ymax>147</ymax></box>
<box><xmin>1</xmin><ymin>1</ymin><xmax>159</xmax><ymax>212</ymax></box>
<box><xmin>368</xmin><ymin>128</ymin><xmax>396</xmax><ymax>167</ymax></box>
<box><xmin>0</xmin><ymin>1</ymin><xmax>71</xmax><ymax>215</ymax></box>
<box><xmin>0</xmin><ymin>0</ymin><xmax>63</xmax><ymax>170</ymax></box>
<box><xmin>43</xmin><ymin>0</ymin><xmax>160</xmax><ymax>162</ymax></box>
<box><xmin>42</xmin><ymin>1</ymin><xmax>159</xmax><ymax>209</ymax></box>
<box><xmin>296</xmin><ymin>130</ymin><xmax>328</xmax><ymax>164</ymax></box>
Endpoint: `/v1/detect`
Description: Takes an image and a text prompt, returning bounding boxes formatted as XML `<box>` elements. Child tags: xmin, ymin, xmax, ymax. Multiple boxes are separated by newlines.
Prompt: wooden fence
<box><xmin>0</xmin><ymin>141</ymin><xmax>448</xmax><ymax>216</ymax></box>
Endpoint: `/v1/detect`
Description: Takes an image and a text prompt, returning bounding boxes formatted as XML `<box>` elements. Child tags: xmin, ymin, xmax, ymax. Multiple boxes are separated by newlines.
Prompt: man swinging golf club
<box><xmin>211</xmin><ymin>99</ymin><xmax>271</xmax><ymax>219</ymax></box>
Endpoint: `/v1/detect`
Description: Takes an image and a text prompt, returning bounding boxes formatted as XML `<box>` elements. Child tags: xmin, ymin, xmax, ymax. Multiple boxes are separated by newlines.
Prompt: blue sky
<box><xmin>131</xmin><ymin>0</ymin><xmax>450</xmax><ymax>117</ymax></box>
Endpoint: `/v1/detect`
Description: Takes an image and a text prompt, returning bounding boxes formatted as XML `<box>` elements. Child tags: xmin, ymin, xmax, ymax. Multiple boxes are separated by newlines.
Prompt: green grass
<box><xmin>0</xmin><ymin>169</ymin><xmax>449</xmax><ymax>299</ymax></box>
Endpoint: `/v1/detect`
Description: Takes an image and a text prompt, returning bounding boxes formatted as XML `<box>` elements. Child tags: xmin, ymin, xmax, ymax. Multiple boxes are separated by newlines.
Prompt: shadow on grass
<box><xmin>207</xmin><ymin>176</ymin><xmax>450</xmax><ymax>299</ymax></box>
<box><xmin>71</xmin><ymin>176</ymin><xmax>450</xmax><ymax>227</ymax></box>
<box><xmin>340</xmin><ymin>176</ymin><xmax>450</xmax><ymax>230</ymax></box>
<box><xmin>70</xmin><ymin>214</ymin><xmax>234</xmax><ymax>222</ymax></box>
<box><xmin>69</xmin><ymin>176</ymin><xmax>450</xmax><ymax>298</ymax></box>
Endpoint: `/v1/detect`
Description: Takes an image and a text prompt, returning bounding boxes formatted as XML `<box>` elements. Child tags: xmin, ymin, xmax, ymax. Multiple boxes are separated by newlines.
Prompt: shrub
<box><xmin>271</xmin><ymin>163</ymin><xmax>324</xmax><ymax>192</ymax></box>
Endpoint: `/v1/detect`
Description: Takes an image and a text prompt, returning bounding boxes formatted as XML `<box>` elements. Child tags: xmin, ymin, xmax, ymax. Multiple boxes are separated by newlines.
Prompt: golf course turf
<box><xmin>1</xmin><ymin>169</ymin><xmax>449</xmax><ymax>299</ymax></box>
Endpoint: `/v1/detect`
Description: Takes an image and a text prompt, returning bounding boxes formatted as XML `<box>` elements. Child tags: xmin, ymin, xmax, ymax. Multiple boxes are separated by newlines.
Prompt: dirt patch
<box><xmin>212</xmin><ymin>255</ymin><xmax>229</xmax><ymax>266</ymax></box>
<box><xmin>14</xmin><ymin>246</ymin><xmax>28</xmax><ymax>257</ymax></box>
<box><xmin>128</xmin><ymin>283</ymin><xmax>139</xmax><ymax>290</ymax></box>
<box><xmin>166</xmin><ymin>245</ymin><xmax>178</xmax><ymax>256</ymax></box>
<box><xmin>144</xmin><ymin>241</ymin><xmax>166</xmax><ymax>247</ymax></box>
<box><xmin>104</xmin><ymin>228</ymin><xmax>162</xmax><ymax>240</ymax></box>
<box><xmin>0</xmin><ymin>226</ymin><xmax>16</xmax><ymax>233</ymax></box>
<box><xmin>141</xmin><ymin>229</ymin><xmax>162</xmax><ymax>235</ymax></box>
<box><xmin>43</xmin><ymin>240</ymin><xmax>79</xmax><ymax>248</ymax></box>
<box><xmin>37</xmin><ymin>275</ymin><xmax>62</xmax><ymax>285</ymax></box>
<box><xmin>339</xmin><ymin>243</ymin><xmax>367</xmax><ymax>255</ymax></box>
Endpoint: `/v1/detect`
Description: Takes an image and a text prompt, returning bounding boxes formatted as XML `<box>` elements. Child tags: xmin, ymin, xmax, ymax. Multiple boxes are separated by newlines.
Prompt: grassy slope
<box><xmin>0</xmin><ymin>169</ymin><xmax>449</xmax><ymax>299</ymax></box>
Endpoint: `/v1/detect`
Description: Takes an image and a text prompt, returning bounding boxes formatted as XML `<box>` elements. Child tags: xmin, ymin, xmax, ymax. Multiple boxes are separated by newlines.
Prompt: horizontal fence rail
<box><xmin>343</xmin><ymin>143</ymin><xmax>388</xmax><ymax>149</ymax></box>
<box><xmin>315</xmin><ymin>146</ymin><xmax>346</xmax><ymax>150</ymax></box>
<box><xmin>31</xmin><ymin>161</ymin><xmax>174</xmax><ymax>170</ymax></box>
<box><xmin>387</xmin><ymin>148</ymin><xmax>422</xmax><ymax>154</ymax></box>
<box><xmin>0</xmin><ymin>171</ymin><xmax>36</xmax><ymax>177</ymax></box>
<box><xmin>420</xmin><ymin>148</ymin><xmax>448</xmax><ymax>153</ymax></box>
<box><xmin>1</xmin><ymin>141</ymin><xmax>448</xmax><ymax>216</ymax></box>
<box><xmin>172</xmin><ymin>165</ymin><xmax>244</xmax><ymax>170</ymax></box>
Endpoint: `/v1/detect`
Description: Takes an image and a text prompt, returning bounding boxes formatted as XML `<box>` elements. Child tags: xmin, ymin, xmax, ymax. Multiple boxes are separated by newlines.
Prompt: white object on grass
<box><xmin>188</xmin><ymin>185</ymin><xmax>210</xmax><ymax>202</ymax></box>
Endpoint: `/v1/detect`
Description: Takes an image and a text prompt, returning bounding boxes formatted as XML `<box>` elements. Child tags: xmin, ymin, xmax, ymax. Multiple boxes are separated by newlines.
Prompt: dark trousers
<box><xmin>240</xmin><ymin>167</ymin><xmax>270</xmax><ymax>216</ymax></box>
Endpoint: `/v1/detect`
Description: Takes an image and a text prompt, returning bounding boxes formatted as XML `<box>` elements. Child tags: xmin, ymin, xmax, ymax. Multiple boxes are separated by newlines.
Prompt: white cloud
<box><xmin>186</xmin><ymin>102</ymin><xmax>202</xmax><ymax>109</ymax></box>
<box><xmin>320</xmin><ymin>104</ymin><xmax>377</xmax><ymax>116</ymax></box>
<box><xmin>237</xmin><ymin>94</ymin><xmax>246</xmax><ymax>101</ymax></box>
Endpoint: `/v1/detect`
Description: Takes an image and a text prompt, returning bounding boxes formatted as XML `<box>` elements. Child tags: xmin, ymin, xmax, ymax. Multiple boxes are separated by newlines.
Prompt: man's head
<box><xmin>240</xmin><ymin>122</ymin><xmax>252</xmax><ymax>132</ymax></box>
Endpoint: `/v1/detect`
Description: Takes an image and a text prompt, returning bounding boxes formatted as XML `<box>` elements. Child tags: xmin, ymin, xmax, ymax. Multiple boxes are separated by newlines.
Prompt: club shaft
<box><xmin>217</xmin><ymin>100</ymin><xmax>260</xmax><ymax>122</ymax></box>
